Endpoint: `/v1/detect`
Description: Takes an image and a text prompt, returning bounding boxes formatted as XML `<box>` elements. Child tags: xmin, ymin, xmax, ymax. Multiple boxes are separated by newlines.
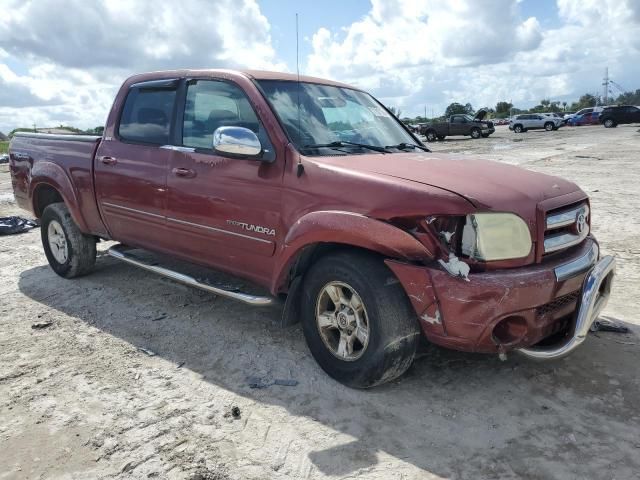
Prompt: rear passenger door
<box><xmin>94</xmin><ymin>79</ymin><xmax>177</xmax><ymax>249</ymax></box>
<box><xmin>165</xmin><ymin>78</ymin><xmax>283</xmax><ymax>284</ymax></box>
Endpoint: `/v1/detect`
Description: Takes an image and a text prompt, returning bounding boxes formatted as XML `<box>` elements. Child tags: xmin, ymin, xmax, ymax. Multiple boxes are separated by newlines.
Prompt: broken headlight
<box><xmin>461</xmin><ymin>213</ymin><xmax>532</xmax><ymax>261</ymax></box>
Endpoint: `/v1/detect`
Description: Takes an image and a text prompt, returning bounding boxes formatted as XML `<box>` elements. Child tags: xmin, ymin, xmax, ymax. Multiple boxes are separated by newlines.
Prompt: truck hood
<box><xmin>312</xmin><ymin>152</ymin><xmax>582</xmax><ymax>213</ymax></box>
<box><xmin>473</xmin><ymin>109</ymin><xmax>488</xmax><ymax>121</ymax></box>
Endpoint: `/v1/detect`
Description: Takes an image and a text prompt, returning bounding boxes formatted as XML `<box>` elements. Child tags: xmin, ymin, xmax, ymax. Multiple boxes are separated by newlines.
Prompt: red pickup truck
<box><xmin>9</xmin><ymin>69</ymin><xmax>615</xmax><ymax>388</ymax></box>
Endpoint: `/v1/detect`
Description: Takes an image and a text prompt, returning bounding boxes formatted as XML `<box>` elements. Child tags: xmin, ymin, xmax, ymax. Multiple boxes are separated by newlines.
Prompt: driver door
<box><xmin>165</xmin><ymin>79</ymin><xmax>283</xmax><ymax>283</ymax></box>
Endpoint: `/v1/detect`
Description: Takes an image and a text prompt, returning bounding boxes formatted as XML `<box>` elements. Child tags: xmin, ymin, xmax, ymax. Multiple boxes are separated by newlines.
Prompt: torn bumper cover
<box><xmin>386</xmin><ymin>237</ymin><xmax>616</xmax><ymax>357</ymax></box>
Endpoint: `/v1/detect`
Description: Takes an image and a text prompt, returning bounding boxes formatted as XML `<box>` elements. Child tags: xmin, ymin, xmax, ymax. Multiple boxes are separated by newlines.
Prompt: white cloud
<box><xmin>0</xmin><ymin>0</ymin><xmax>285</xmax><ymax>133</ymax></box>
<box><xmin>305</xmin><ymin>0</ymin><xmax>639</xmax><ymax>117</ymax></box>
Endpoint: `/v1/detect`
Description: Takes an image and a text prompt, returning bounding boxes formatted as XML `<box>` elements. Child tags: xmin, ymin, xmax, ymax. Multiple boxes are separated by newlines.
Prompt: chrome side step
<box><xmin>107</xmin><ymin>245</ymin><xmax>276</xmax><ymax>306</ymax></box>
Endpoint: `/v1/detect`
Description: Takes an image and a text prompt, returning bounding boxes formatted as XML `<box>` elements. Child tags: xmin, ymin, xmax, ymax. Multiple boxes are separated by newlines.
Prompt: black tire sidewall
<box><xmin>301</xmin><ymin>254</ymin><xmax>418</xmax><ymax>388</ymax></box>
<box><xmin>426</xmin><ymin>131</ymin><xmax>437</xmax><ymax>142</ymax></box>
<box><xmin>471</xmin><ymin>128</ymin><xmax>481</xmax><ymax>138</ymax></box>
<box><xmin>545</xmin><ymin>122</ymin><xmax>554</xmax><ymax>131</ymax></box>
<box><xmin>41</xmin><ymin>205</ymin><xmax>75</xmax><ymax>277</ymax></box>
<box><xmin>514</xmin><ymin>125</ymin><xmax>523</xmax><ymax>133</ymax></box>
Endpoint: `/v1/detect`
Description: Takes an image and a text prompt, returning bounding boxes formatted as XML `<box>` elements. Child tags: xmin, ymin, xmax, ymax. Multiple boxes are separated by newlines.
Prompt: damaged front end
<box><xmin>385</xmin><ymin>210</ymin><xmax>615</xmax><ymax>360</ymax></box>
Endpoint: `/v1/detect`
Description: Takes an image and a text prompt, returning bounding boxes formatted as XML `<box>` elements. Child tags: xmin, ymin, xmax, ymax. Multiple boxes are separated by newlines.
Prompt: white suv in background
<box><xmin>509</xmin><ymin>114</ymin><xmax>564</xmax><ymax>133</ymax></box>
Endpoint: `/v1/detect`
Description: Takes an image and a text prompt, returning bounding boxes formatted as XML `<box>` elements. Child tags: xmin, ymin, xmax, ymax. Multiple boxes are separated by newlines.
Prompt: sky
<box><xmin>0</xmin><ymin>0</ymin><xmax>639</xmax><ymax>133</ymax></box>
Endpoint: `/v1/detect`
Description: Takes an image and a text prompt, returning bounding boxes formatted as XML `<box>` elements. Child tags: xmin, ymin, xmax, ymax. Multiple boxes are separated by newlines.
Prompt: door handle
<box><xmin>99</xmin><ymin>156</ymin><xmax>117</xmax><ymax>165</ymax></box>
<box><xmin>172</xmin><ymin>167</ymin><xmax>196</xmax><ymax>178</ymax></box>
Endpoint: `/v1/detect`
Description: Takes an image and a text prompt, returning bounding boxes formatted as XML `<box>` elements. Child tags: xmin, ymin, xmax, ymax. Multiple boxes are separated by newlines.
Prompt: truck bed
<box><xmin>9</xmin><ymin>132</ymin><xmax>107</xmax><ymax>236</ymax></box>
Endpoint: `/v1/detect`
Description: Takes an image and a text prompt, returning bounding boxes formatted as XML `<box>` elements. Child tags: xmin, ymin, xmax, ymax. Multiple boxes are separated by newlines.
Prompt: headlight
<box><xmin>461</xmin><ymin>213</ymin><xmax>532</xmax><ymax>261</ymax></box>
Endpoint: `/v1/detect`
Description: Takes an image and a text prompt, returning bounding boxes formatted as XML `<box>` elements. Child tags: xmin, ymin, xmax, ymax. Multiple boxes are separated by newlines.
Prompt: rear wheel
<box><xmin>301</xmin><ymin>252</ymin><xmax>420</xmax><ymax>388</ymax></box>
<box><xmin>603</xmin><ymin>118</ymin><xmax>616</xmax><ymax>128</ymax></box>
<box><xmin>470</xmin><ymin>128</ymin><xmax>481</xmax><ymax>139</ymax></box>
<box><xmin>481</xmin><ymin>133</ymin><xmax>490</xmax><ymax>138</ymax></box>
<box><xmin>513</xmin><ymin>124</ymin><xmax>523</xmax><ymax>133</ymax></box>
<box><xmin>41</xmin><ymin>202</ymin><xmax>96</xmax><ymax>278</ymax></box>
<box><xmin>425</xmin><ymin>130</ymin><xmax>437</xmax><ymax>142</ymax></box>
<box><xmin>544</xmin><ymin>122</ymin><xmax>554</xmax><ymax>131</ymax></box>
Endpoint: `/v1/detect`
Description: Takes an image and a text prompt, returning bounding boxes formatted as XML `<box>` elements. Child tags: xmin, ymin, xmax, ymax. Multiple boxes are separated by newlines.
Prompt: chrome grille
<box><xmin>544</xmin><ymin>203</ymin><xmax>589</xmax><ymax>254</ymax></box>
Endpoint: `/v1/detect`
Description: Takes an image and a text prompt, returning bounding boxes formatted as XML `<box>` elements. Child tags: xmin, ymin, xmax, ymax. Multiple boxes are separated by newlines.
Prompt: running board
<box><xmin>107</xmin><ymin>245</ymin><xmax>276</xmax><ymax>306</ymax></box>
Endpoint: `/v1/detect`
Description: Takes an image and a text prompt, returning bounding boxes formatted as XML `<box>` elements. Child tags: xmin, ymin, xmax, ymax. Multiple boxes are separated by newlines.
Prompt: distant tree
<box><xmin>495</xmin><ymin>101</ymin><xmax>513</xmax><ymax>118</ymax></box>
<box><xmin>614</xmin><ymin>89</ymin><xmax>640</xmax><ymax>105</ymax></box>
<box><xmin>445</xmin><ymin>102</ymin><xmax>469</xmax><ymax>117</ymax></box>
<box><xmin>464</xmin><ymin>103</ymin><xmax>474</xmax><ymax>114</ymax></box>
<box><xmin>387</xmin><ymin>106</ymin><xmax>402</xmax><ymax>118</ymax></box>
<box><xmin>574</xmin><ymin>93</ymin><xmax>597</xmax><ymax>110</ymax></box>
<box><xmin>562</xmin><ymin>101</ymin><xmax>567</xmax><ymax>111</ymax></box>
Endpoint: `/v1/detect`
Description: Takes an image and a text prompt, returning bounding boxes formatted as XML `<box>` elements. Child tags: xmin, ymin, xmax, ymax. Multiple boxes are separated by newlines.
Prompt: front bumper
<box><xmin>386</xmin><ymin>237</ymin><xmax>615</xmax><ymax>357</ymax></box>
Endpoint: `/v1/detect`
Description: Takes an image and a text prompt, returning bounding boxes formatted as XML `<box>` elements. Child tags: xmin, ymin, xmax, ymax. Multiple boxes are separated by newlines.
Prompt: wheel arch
<box><xmin>271</xmin><ymin>211</ymin><xmax>434</xmax><ymax>295</ymax></box>
<box><xmin>30</xmin><ymin>162</ymin><xmax>89</xmax><ymax>232</ymax></box>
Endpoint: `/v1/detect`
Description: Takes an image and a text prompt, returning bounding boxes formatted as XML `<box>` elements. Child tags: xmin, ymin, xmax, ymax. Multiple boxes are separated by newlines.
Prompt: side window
<box><xmin>182</xmin><ymin>80</ymin><xmax>271</xmax><ymax>154</ymax></box>
<box><xmin>119</xmin><ymin>86</ymin><xmax>176</xmax><ymax>145</ymax></box>
<box><xmin>451</xmin><ymin>116</ymin><xmax>461</xmax><ymax>123</ymax></box>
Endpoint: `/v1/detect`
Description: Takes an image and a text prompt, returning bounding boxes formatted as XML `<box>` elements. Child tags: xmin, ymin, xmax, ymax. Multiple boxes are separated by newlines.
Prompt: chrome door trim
<box><xmin>101</xmin><ymin>202</ymin><xmax>165</xmax><ymax>219</ymax></box>
<box><xmin>160</xmin><ymin>145</ymin><xmax>196</xmax><ymax>153</ymax></box>
<box><xmin>167</xmin><ymin>217</ymin><xmax>272</xmax><ymax>244</ymax></box>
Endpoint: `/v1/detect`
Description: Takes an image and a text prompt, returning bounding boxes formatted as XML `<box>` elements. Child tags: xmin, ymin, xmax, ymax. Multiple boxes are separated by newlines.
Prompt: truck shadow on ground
<box><xmin>18</xmin><ymin>254</ymin><xmax>640</xmax><ymax>479</ymax></box>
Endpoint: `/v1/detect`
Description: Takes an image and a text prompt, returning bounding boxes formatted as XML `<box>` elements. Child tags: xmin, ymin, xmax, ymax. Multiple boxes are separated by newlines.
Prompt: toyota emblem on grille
<box><xmin>576</xmin><ymin>211</ymin><xmax>587</xmax><ymax>234</ymax></box>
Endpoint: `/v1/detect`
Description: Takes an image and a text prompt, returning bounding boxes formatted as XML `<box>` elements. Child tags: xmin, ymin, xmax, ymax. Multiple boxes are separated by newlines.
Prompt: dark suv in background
<box><xmin>599</xmin><ymin>105</ymin><xmax>640</xmax><ymax>128</ymax></box>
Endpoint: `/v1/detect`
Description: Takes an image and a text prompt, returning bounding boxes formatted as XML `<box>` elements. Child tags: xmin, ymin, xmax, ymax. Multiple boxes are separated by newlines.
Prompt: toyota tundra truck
<box><xmin>9</xmin><ymin>69</ymin><xmax>615</xmax><ymax>388</ymax></box>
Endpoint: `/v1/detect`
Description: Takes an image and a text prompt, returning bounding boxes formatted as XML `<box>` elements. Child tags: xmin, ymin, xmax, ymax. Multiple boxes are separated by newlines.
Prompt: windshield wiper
<box><xmin>302</xmin><ymin>141</ymin><xmax>391</xmax><ymax>154</ymax></box>
<box><xmin>385</xmin><ymin>142</ymin><xmax>430</xmax><ymax>152</ymax></box>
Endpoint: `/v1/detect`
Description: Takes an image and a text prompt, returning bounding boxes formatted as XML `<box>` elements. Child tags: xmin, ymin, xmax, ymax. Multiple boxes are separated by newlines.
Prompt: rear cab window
<box><xmin>118</xmin><ymin>80</ymin><xmax>178</xmax><ymax>145</ymax></box>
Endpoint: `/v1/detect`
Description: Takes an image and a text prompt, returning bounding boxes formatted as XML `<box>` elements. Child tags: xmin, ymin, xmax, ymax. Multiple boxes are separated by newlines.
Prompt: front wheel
<box><xmin>41</xmin><ymin>202</ymin><xmax>96</xmax><ymax>278</ymax></box>
<box><xmin>470</xmin><ymin>128</ymin><xmax>481</xmax><ymax>139</ymax></box>
<box><xmin>425</xmin><ymin>130</ymin><xmax>437</xmax><ymax>142</ymax></box>
<box><xmin>544</xmin><ymin>122</ymin><xmax>554</xmax><ymax>131</ymax></box>
<box><xmin>301</xmin><ymin>252</ymin><xmax>420</xmax><ymax>388</ymax></box>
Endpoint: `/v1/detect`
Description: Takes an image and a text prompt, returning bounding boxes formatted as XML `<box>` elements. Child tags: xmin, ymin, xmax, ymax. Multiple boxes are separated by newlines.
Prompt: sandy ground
<box><xmin>0</xmin><ymin>125</ymin><xmax>639</xmax><ymax>480</ymax></box>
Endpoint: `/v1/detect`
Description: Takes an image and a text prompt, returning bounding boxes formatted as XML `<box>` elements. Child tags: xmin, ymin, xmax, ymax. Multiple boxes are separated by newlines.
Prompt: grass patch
<box><xmin>0</xmin><ymin>141</ymin><xmax>8</xmax><ymax>154</ymax></box>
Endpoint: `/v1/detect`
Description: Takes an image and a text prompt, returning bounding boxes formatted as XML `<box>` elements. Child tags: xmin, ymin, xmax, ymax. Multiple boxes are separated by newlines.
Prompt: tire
<box><xmin>301</xmin><ymin>251</ymin><xmax>420</xmax><ymax>388</ymax></box>
<box><xmin>437</xmin><ymin>135</ymin><xmax>446</xmax><ymax>141</ymax></box>
<box><xmin>425</xmin><ymin>130</ymin><xmax>437</xmax><ymax>142</ymax></box>
<box><xmin>603</xmin><ymin>118</ymin><xmax>616</xmax><ymax>128</ymax></box>
<box><xmin>513</xmin><ymin>124</ymin><xmax>523</xmax><ymax>133</ymax></box>
<box><xmin>544</xmin><ymin>122</ymin><xmax>554</xmax><ymax>131</ymax></box>
<box><xmin>470</xmin><ymin>128</ymin><xmax>481</xmax><ymax>139</ymax></box>
<box><xmin>41</xmin><ymin>202</ymin><xmax>96</xmax><ymax>278</ymax></box>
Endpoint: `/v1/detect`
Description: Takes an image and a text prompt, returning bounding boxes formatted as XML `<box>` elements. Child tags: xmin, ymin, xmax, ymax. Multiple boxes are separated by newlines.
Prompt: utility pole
<box><xmin>602</xmin><ymin>67</ymin><xmax>609</xmax><ymax>105</ymax></box>
<box><xmin>424</xmin><ymin>105</ymin><xmax>427</xmax><ymax>121</ymax></box>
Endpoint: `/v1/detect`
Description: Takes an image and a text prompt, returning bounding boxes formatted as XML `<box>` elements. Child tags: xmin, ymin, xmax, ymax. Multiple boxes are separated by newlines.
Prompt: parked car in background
<box><xmin>509</xmin><ymin>114</ymin><xmax>563</xmax><ymax>133</ymax></box>
<box><xmin>567</xmin><ymin>107</ymin><xmax>603</xmax><ymax>126</ymax></box>
<box><xmin>599</xmin><ymin>105</ymin><xmax>640</xmax><ymax>128</ymax></box>
<box><xmin>0</xmin><ymin>154</ymin><xmax>9</xmax><ymax>164</ymax></box>
<box><xmin>420</xmin><ymin>110</ymin><xmax>494</xmax><ymax>141</ymax></box>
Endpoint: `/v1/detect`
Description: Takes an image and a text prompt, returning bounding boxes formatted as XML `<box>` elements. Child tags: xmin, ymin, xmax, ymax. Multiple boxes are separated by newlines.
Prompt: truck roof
<box><xmin>125</xmin><ymin>69</ymin><xmax>357</xmax><ymax>90</ymax></box>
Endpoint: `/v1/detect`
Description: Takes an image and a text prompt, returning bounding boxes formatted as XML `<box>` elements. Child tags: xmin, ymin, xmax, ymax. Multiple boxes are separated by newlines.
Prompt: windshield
<box><xmin>257</xmin><ymin>80</ymin><xmax>419</xmax><ymax>155</ymax></box>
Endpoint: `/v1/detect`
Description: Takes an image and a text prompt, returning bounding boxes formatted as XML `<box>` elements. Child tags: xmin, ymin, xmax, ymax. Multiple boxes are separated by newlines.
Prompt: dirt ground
<box><xmin>1</xmin><ymin>125</ymin><xmax>639</xmax><ymax>480</ymax></box>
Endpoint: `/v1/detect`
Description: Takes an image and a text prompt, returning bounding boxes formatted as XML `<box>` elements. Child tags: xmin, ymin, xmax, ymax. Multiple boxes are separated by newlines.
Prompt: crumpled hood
<box><xmin>312</xmin><ymin>152</ymin><xmax>583</xmax><ymax>216</ymax></box>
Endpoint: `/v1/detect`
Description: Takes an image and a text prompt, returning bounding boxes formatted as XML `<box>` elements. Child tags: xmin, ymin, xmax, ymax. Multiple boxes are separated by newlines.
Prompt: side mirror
<box><xmin>213</xmin><ymin>126</ymin><xmax>262</xmax><ymax>158</ymax></box>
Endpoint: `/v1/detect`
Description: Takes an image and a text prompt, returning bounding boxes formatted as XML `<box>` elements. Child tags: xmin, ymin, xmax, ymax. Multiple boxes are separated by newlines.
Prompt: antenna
<box><xmin>296</xmin><ymin>13</ymin><xmax>304</xmax><ymax>177</ymax></box>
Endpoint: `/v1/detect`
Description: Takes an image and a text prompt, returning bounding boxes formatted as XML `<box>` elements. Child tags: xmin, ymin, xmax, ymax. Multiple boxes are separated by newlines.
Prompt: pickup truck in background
<box><xmin>10</xmin><ymin>69</ymin><xmax>615</xmax><ymax>388</ymax></box>
<box><xmin>420</xmin><ymin>110</ymin><xmax>495</xmax><ymax>141</ymax></box>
